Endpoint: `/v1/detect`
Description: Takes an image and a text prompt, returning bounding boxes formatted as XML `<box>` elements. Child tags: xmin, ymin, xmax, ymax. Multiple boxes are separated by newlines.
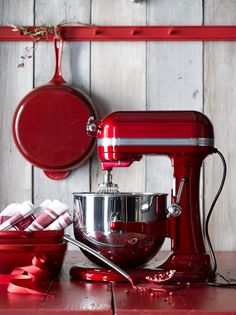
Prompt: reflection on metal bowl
<box><xmin>73</xmin><ymin>193</ymin><xmax>167</xmax><ymax>268</ymax></box>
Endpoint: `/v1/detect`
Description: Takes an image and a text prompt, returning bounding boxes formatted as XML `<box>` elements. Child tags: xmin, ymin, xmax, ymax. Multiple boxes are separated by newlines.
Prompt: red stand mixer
<box><xmin>72</xmin><ymin>110</ymin><xmax>221</xmax><ymax>283</ymax></box>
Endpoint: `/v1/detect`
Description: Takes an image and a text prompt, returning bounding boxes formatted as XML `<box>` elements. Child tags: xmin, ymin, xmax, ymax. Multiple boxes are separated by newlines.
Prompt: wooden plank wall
<box><xmin>0</xmin><ymin>0</ymin><xmax>235</xmax><ymax>251</ymax></box>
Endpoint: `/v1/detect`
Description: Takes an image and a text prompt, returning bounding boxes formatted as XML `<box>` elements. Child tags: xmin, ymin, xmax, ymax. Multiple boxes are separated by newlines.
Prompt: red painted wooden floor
<box><xmin>0</xmin><ymin>251</ymin><xmax>236</xmax><ymax>314</ymax></box>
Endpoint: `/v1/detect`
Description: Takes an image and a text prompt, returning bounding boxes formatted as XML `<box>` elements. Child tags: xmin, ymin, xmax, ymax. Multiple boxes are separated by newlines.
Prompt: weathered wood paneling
<box><xmin>33</xmin><ymin>0</ymin><xmax>92</xmax><ymax>243</ymax></box>
<box><xmin>0</xmin><ymin>0</ymin><xmax>235</xmax><ymax>251</ymax></box>
<box><xmin>147</xmin><ymin>0</ymin><xmax>203</xmax><ymax>249</ymax></box>
<box><xmin>33</xmin><ymin>0</ymin><xmax>91</xmax><ymax>213</ymax></box>
<box><xmin>0</xmin><ymin>0</ymin><xmax>33</xmax><ymax>209</ymax></box>
<box><xmin>204</xmin><ymin>0</ymin><xmax>236</xmax><ymax>250</ymax></box>
<box><xmin>90</xmin><ymin>0</ymin><xmax>146</xmax><ymax>193</ymax></box>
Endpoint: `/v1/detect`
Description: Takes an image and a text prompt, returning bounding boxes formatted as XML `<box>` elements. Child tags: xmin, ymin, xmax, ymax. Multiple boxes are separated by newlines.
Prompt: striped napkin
<box><xmin>25</xmin><ymin>200</ymin><xmax>69</xmax><ymax>231</ymax></box>
<box><xmin>0</xmin><ymin>200</ymin><xmax>72</xmax><ymax>231</ymax></box>
<box><xmin>0</xmin><ymin>203</ymin><xmax>19</xmax><ymax>225</ymax></box>
<box><xmin>45</xmin><ymin>212</ymin><xmax>72</xmax><ymax>230</ymax></box>
<box><xmin>0</xmin><ymin>201</ymin><xmax>35</xmax><ymax>231</ymax></box>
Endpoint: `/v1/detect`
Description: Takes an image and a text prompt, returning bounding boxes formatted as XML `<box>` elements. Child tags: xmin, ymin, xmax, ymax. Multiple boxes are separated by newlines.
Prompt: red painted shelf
<box><xmin>1</xmin><ymin>25</ymin><xmax>236</xmax><ymax>41</ymax></box>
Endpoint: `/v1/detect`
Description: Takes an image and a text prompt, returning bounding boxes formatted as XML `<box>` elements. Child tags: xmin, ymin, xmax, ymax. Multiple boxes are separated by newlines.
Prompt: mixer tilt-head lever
<box><xmin>168</xmin><ymin>177</ymin><xmax>186</xmax><ymax>217</ymax></box>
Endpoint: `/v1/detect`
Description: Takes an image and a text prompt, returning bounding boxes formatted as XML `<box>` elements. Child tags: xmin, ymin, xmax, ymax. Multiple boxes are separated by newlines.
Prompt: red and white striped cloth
<box><xmin>32</xmin><ymin>199</ymin><xmax>52</xmax><ymax>219</ymax></box>
<box><xmin>0</xmin><ymin>201</ymin><xmax>35</xmax><ymax>231</ymax></box>
<box><xmin>45</xmin><ymin>212</ymin><xmax>72</xmax><ymax>230</ymax></box>
<box><xmin>25</xmin><ymin>200</ymin><xmax>69</xmax><ymax>231</ymax></box>
<box><xmin>0</xmin><ymin>199</ymin><xmax>72</xmax><ymax>231</ymax></box>
<box><xmin>0</xmin><ymin>203</ymin><xmax>19</xmax><ymax>225</ymax></box>
<box><xmin>9</xmin><ymin>200</ymin><xmax>52</xmax><ymax>231</ymax></box>
<box><xmin>11</xmin><ymin>199</ymin><xmax>52</xmax><ymax>231</ymax></box>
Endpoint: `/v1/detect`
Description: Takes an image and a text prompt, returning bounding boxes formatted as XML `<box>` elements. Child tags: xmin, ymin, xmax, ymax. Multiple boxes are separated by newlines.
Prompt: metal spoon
<box><xmin>63</xmin><ymin>235</ymin><xmax>176</xmax><ymax>292</ymax></box>
<box><xmin>63</xmin><ymin>235</ymin><xmax>135</xmax><ymax>287</ymax></box>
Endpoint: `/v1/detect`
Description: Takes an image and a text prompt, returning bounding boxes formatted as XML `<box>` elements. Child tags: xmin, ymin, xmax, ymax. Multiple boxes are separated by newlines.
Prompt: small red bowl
<box><xmin>0</xmin><ymin>230</ymin><xmax>64</xmax><ymax>244</ymax></box>
<box><xmin>0</xmin><ymin>242</ymin><xmax>67</xmax><ymax>276</ymax></box>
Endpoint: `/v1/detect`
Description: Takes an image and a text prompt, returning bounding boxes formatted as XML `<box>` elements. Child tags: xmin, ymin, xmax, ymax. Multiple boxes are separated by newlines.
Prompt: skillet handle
<box><xmin>51</xmin><ymin>36</ymin><xmax>65</xmax><ymax>84</ymax></box>
<box><xmin>44</xmin><ymin>170</ymin><xmax>70</xmax><ymax>180</ymax></box>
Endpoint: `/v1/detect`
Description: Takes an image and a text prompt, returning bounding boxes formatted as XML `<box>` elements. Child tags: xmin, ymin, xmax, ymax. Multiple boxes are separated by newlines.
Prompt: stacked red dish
<box><xmin>0</xmin><ymin>229</ymin><xmax>67</xmax><ymax>276</ymax></box>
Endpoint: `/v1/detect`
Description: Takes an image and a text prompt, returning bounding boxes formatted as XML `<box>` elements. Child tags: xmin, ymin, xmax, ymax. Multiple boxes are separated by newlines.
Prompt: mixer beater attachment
<box><xmin>96</xmin><ymin>170</ymin><xmax>120</xmax><ymax>194</ymax></box>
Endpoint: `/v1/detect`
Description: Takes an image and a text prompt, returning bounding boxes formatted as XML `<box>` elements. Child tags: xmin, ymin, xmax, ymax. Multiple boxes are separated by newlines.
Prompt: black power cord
<box><xmin>205</xmin><ymin>149</ymin><xmax>236</xmax><ymax>287</ymax></box>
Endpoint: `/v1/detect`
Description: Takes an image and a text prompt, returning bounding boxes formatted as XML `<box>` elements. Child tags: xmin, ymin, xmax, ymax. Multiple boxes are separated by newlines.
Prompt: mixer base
<box><xmin>70</xmin><ymin>252</ymin><xmax>213</xmax><ymax>283</ymax></box>
<box><xmin>70</xmin><ymin>262</ymin><xmax>161</xmax><ymax>282</ymax></box>
<box><xmin>157</xmin><ymin>252</ymin><xmax>213</xmax><ymax>282</ymax></box>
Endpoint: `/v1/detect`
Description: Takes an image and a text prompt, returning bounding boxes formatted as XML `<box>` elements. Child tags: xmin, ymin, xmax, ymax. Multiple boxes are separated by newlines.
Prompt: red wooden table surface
<box><xmin>0</xmin><ymin>251</ymin><xmax>236</xmax><ymax>315</ymax></box>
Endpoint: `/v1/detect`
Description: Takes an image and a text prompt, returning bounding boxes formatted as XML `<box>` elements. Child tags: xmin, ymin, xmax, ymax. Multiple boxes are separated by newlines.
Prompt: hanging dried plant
<box><xmin>9</xmin><ymin>20</ymin><xmax>95</xmax><ymax>68</ymax></box>
<box><xmin>9</xmin><ymin>23</ymin><xmax>58</xmax><ymax>67</ymax></box>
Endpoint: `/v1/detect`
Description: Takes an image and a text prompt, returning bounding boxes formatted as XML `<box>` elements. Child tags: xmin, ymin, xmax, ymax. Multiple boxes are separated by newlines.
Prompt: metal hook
<box><xmin>167</xmin><ymin>177</ymin><xmax>186</xmax><ymax>217</ymax></box>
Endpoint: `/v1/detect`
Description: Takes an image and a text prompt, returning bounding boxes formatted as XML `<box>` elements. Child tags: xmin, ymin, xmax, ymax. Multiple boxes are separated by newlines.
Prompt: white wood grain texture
<box><xmin>204</xmin><ymin>0</ymin><xmax>236</xmax><ymax>250</ymax></box>
<box><xmin>91</xmin><ymin>0</ymin><xmax>146</xmax><ymax>193</ymax></box>
<box><xmin>147</xmin><ymin>0</ymin><xmax>203</xmax><ymax>249</ymax></box>
<box><xmin>0</xmin><ymin>0</ymin><xmax>33</xmax><ymax>209</ymax></box>
<box><xmin>0</xmin><ymin>0</ymin><xmax>235</xmax><ymax>254</ymax></box>
<box><xmin>34</xmin><ymin>0</ymin><xmax>91</xmax><ymax>217</ymax></box>
<box><xmin>34</xmin><ymin>1</ymin><xmax>92</xmax><ymax>244</ymax></box>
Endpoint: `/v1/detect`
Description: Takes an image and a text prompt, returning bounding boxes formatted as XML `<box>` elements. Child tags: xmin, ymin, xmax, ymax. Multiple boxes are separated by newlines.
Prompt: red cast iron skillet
<box><xmin>12</xmin><ymin>37</ymin><xmax>98</xmax><ymax>180</ymax></box>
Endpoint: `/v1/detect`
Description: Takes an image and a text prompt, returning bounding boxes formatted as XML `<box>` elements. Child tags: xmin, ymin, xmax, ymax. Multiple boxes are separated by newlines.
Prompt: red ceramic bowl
<box><xmin>0</xmin><ymin>242</ymin><xmax>67</xmax><ymax>276</ymax></box>
<box><xmin>0</xmin><ymin>230</ymin><xmax>64</xmax><ymax>244</ymax></box>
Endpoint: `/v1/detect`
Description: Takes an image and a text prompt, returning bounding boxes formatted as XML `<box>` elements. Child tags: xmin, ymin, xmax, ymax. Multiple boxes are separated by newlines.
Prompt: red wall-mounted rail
<box><xmin>1</xmin><ymin>25</ymin><xmax>236</xmax><ymax>41</ymax></box>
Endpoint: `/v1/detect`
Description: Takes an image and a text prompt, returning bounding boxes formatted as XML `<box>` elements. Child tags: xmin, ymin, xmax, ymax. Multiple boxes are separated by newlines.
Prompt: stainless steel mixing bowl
<box><xmin>73</xmin><ymin>193</ymin><xmax>167</xmax><ymax>268</ymax></box>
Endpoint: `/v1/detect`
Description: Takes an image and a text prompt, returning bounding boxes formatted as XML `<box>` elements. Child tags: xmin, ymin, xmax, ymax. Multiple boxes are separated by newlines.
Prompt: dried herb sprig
<box><xmin>9</xmin><ymin>20</ymin><xmax>96</xmax><ymax>68</ymax></box>
<box><xmin>9</xmin><ymin>23</ymin><xmax>60</xmax><ymax>67</ymax></box>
